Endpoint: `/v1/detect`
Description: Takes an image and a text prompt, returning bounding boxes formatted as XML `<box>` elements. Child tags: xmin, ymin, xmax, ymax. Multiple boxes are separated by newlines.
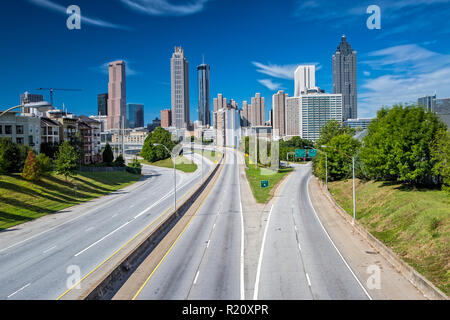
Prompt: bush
<box><xmin>0</xmin><ymin>138</ymin><xmax>30</xmax><ymax>174</ymax></box>
<box><xmin>102</xmin><ymin>143</ymin><xmax>114</xmax><ymax>165</ymax></box>
<box><xmin>22</xmin><ymin>150</ymin><xmax>40</xmax><ymax>183</ymax></box>
<box><xmin>114</xmin><ymin>154</ymin><xmax>126</xmax><ymax>167</ymax></box>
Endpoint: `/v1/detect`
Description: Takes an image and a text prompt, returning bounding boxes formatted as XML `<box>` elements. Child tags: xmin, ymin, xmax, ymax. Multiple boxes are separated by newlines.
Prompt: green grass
<box><xmin>142</xmin><ymin>156</ymin><xmax>198</xmax><ymax>173</ymax></box>
<box><xmin>328</xmin><ymin>179</ymin><xmax>450</xmax><ymax>295</ymax></box>
<box><xmin>245</xmin><ymin>156</ymin><xmax>293</xmax><ymax>203</ymax></box>
<box><xmin>0</xmin><ymin>171</ymin><xmax>141</xmax><ymax>231</ymax></box>
<box><xmin>193</xmin><ymin>150</ymin><xmax>222</xmax><ymax>163</ymax></box>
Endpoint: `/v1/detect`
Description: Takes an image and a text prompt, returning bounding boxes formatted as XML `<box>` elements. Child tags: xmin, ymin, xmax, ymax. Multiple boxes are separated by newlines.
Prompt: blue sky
<box><xmin>1</xmin><ymin>0</ymin><xmax>450</xmax><ymax>124</ymax></box>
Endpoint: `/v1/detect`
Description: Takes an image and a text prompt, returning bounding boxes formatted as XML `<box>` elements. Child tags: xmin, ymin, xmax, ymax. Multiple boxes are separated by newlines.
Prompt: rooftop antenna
<box><xmin>202</xmin><ymin>54</ymin><xmax>205</xmax><ymax>65</ymax></box>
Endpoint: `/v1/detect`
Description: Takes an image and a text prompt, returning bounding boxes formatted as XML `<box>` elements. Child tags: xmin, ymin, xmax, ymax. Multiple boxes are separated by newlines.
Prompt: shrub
<box><xmin>36</xmin><ymin>153</ymin><xmax>53</xmax><ymax>176</ymax></box>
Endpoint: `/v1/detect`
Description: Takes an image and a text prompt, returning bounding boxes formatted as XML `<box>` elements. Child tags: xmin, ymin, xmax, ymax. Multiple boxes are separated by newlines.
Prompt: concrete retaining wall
<box><xmin>315</xmin><ymin>177</ymin><xmax>448</xmax><ymax>300</ymax></box>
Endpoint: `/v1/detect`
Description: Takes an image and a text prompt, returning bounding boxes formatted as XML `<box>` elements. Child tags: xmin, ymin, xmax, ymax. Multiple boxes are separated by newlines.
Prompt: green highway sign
<box><xmin>260</xmin><ymin>180</ymin><xmax>269</xmax><ymax>188</ymax></box>
<box><xmin>308</xmin><ymin>149</ymin><xmax>317</xmax><ymax>157</ymax></box>
<box><xmin>295</xmin><ymin>149</ymin><xmax>306</xmax><ymax>158</ymax></box>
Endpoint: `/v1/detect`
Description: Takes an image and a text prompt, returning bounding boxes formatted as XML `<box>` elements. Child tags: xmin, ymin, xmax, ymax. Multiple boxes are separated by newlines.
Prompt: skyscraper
<box><xmin>197</xmin><ymin>63</ymin><xmax>211</xmax><ymax>126</ymax></box>
<box><xmin>97</xmin><ymin>93</ymin><xmax>108</xmax><ymax>116</ymax></box>
<box><xmin>285</xmin><ymin>97</ymin><xmax>301</xmax><ymax>136</ymax></box>
<box><xmin>294</xmin><ymin>65</ymin><xmax>316</xmax><ymax>96</ymax></box>
<box><xmin>273</xmin><ymin>90</ymin><xmax>288</xmax><ymax>136</ymax></box>
<box><xmin>161</xmin><ymin>109</ymin><xmax>172</xmax><ymax>128</ymax></box>
<box><xmin>107</xmin><ymin>60</ymin><xmax>127</xmax><ymax>130</ymax></box>
<box><xmin>242</xmin><ymin>101</ymin><xmax>250</xmax><ymax>127</ymax></box>
<box><xmin>418</xmin><ymin>94</ymin><xmax>436</xmax><ymax>112</ymax></box>
<box><xmin>127</xmin><ymin>104</ymin><xmax>144</xmax><ymax>128</ymax></box>
<box><xmin>333</xmin><ymin>35</ymin><xmax>357</xmax><ymax>120</ymax></box>
<box><xmin>213</xmin><ymin>93</ymin><xmax>227</xmax><ymax>129</ymax></box>
<box><xmin>171</xmin><ymin>47</ymin><xmax>190</xmax><ymax>129</ymax></box>
<box><xmin>251</xmin><ymin>93</ymin><xmax>265</xmax><ymax>126</ymax></box>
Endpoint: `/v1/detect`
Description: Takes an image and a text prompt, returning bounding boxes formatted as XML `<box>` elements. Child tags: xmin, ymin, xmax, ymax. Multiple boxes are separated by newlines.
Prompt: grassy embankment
<box><xmin>142</xmin><ymin>156</ymin><xmax>198</xmax><ymax>173</ymax></box>
<box><xmin>328</xmin><ymin>179</ymin><xmax>449</xmax><ymax>295</ymax></box>
<box><xmin>0</xmin><ymin>171</ymin><xmax>140</xmax><ymax>231</ymax></box>
<box><xmin>245</xmin><ymin>156</ymin><xmax>293</xmax><ymax>203</ymax></box>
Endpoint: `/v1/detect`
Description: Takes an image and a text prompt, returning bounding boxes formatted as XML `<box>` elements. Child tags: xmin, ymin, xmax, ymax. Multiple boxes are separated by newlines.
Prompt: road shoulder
<box><xmin>308</xmin><ymin>176</ymin><xmax>426</xmax><ymax>300</ymax></box>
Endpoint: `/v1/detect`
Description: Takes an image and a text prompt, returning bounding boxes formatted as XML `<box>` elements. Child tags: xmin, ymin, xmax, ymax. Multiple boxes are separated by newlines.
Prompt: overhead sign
<box><xmin>295</xmin><ymin>149</ymin><xmax>306</xmax><ymax>158</ymax></box>
<box><xmin>308</xmin><ymin>149</ymin><xmax>317</xmax><ymax>157</ymax></box>
<box><xmin>260</xmin><ymin>180</ymin><xmax>269</xmax><ymax>188</ymax></box>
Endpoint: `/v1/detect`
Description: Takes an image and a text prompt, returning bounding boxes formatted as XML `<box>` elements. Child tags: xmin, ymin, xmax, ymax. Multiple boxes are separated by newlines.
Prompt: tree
<box><xmin>359</xmin><ymin>104</ymin><xmax>446</xmax><ymax>185</ymax></box>
<box><xmin>315</xmin><ymin>119</ymin><xmax>355</xmax><ymax>148</ymax></box>
<box><xmin>40</xmin><ymin>142</ymin><xmax>59</xmax><ymax>159</ymax></box>
<box><xmin>36</xmin><ymin>153</ymin><xmax>53</xmax><ymax>176</ymax></box>
<box><xmin>22</xmin><ymin>150</ymin><xmax>40</xmax><ymax>184</ymax></box>
<box><xmin>141</xmin><ymin>127</ymin><xmax>178</xmax><ymax>163</ymax></box>
<box><xmin>431</xmin><ymin>128</ymin><xmax>450</xmax><ymax>191</ymax></box>
<box><xmin>55</xmin><ymin>141</ymin><xmax>79</xmax><ymax>181</ymax></box>
<box><xmin>0</xmin><ymin>138</ymin><xmax>30</xmax><ymax>174</ymax></box>
<box><xmin>114</xmin><ymin>154</ymin><xmax>125</xmax><ymax>167</ymax></box>
<box><xmin>314</xmin><ymin>134</ymin><xmax>360</xmax><ymax>181</ymax></box>
<box><xmin>102</xmin><ymin>143</ymin><xmax>114</xmax><ymax>165</ymax></box>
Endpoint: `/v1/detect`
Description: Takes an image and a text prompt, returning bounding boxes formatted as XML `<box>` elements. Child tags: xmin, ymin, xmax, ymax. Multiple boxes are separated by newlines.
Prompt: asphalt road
<box><xmin>135</xmin><ymin>148</ymin><xmax>244</xmax><ymax>300</ymax></box>
<box><xmin>0</xmin><ymin>149</ymin><xmax>212</xmax><ymax>300</ymax></box>
<box><xmin>254</xmin><ymin>163</ymin><xmax>371</xmax><ymax>300</ymax></box>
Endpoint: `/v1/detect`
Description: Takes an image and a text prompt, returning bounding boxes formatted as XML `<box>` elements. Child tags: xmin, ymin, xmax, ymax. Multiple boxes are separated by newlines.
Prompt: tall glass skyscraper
<box><xmin>97</xmin><ymin>93</ymin><xmax>108</xmax><ymax>116</ymax></box>
<box><xmin>197</xmin><ymin>63</ymin><xmax>211</xmax><ymax>126</ymax></box>
<box><xmin>171</xmin><ymin>47</ymin><xmax>190</xmax><ymax>129</ymax></box>
<box><xmin>127</xmin><ymin>104</ymin><xmax>144</xmax><ymax>128</ymax></box>
<box><xmin>333</xmin><ymin>35</ymin><xmax>357</xmax><ymax>121</ymax></box>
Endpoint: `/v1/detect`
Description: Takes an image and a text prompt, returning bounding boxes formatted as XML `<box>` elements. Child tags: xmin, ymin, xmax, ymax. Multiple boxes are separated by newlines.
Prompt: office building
<box><xmin>171</xmin><ymin>46</ymin><xmax>190</xmax><ymax>129</ymax></box>
<box><xmin>20</xmin><ymin>92</ymin><xmax>44</xmax><ymax>114</ymax></box>
<box><xmin>418</xmin><ymin>94</ymin><xmax>436</xmax><ymax>112</ymax></box>
<box><xmin>285</xmin><ymin>97</ymin><xmax>301</xmax><ymax>137</ymax></box>
<box><xmin>197</xmin><ymin>63</ymin><xmax>211</xmax><ymax>126</ymax></box>
<box><xmin>107</xmin><ymin>60</ymin><xmax>127</xmax><ymax>130</ymax></box>
<box><xmin>127</xmin><ymin>103</ymin><xmax>144</xmax><ymax>128</ymax></box>
<box><xmin>242</xmin><ymin>101</ymin><xmax>250</xmax><ymax>127</ymax></box>
<box><xmin>147</xmin><ymin>118</ymin><xmax>161</xmax><ymax>132</ymax></box>
<box><xmin>344</xmin><ymin>118</ymin><xmax>373</xmax><ymax>130</ymax></box>
<box><xmin>301</xmin><ymin>93</ymin><xmax>343</xmax><ymax>142</ymax></box>
<box><xmin>333</xmin><ymin>35</ymin><xmax>357</xmax><ymax>120</ymax></box>
<box><xmin>97</xmin><ymin>93</ymin><xmax>108</xmax><ymax>116</ymax></box>
<box><xmin>294</xmin><ymin>65</ymin><xmax>316</xmax><ymax>97</ymax></box>
<box><xmin>435</xmin><ymin>98</ymin><xmax>450</xmax><ymax>128</ymax></box>
<box><xmin>251</xmin><ymin>93</ymin><xmax>265</xmax><ymax>127</ymax></box>
<box><xmin>215</xmin><ymin>107</ymin><xmax>241</xmax><ymax>148</ymax></box>
<box><xmin>273</xmin><ymin>90</ymin><xmax>288</xmax><ymax>137</ymax></box>
<box><xmin>213</xmin><ymin>94</ymin><xmax>227</xmax><ymax>128</ymax></box>
<box><xmin>161</xmin><ymin>109</ymin><xmax>172</xmax><ymax>128</ymax></box>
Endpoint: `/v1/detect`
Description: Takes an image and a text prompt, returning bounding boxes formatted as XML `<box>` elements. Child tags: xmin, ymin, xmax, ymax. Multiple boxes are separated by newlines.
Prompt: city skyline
<box><xmin>1</xmin><ymin>1</ymin><xmax>450</xmax><ymax>125</ymax></box>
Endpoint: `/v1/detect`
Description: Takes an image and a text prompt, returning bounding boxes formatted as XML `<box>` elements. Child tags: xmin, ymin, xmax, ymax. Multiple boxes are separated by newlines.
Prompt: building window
<box><xmin>0</xmin><ymin>125</ymin><xmax>2</xmax><ymax>134</ymax></box>
<box><xmin>5</xmin><ymin>125</ymin><xmax>12</xmax><ymax>135</ymax></box>
<box><xmin>28</xmin><ymin>135</ymin><xmax>34</xmax><ymax>146</ymax></box>
<box><xmin>16</xmin><ymin>125</ymin><xmax>23</xmax><ymax>134</ymax></box>
<box><xmin>16</xmin><ymin>137</ymin><xmax>24</xmax><ymax>145</ymax></box>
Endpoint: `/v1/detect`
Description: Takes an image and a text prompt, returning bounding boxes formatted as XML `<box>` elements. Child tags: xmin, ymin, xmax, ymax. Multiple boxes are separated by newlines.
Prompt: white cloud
<box><xmin>252</xmin><ymin>61</ymin><xmax>322</xmax><ymax>80</ymax></box>
<box><xmin>29</xmin><ymin>0</ymin><xmax>131</xmax><ymax>30</ymax></box>
<box><xmin>363</xmin><ymin>71</ymin><xmax>371</xmax><ymax>76</ymax></box>
<box><xmin>119</xmin><ymin>0</ymin><xmax>209</xmax><ymax>16</ymax></box>
<box><xmin>258</xmin><ymin>79</ymin><xmax>283</xmax><ymax>91</ymax></box>
<box><xmin>359</xmin><ymin>44</ymin><xmax>450</xmax><ymax>117</ymax></box>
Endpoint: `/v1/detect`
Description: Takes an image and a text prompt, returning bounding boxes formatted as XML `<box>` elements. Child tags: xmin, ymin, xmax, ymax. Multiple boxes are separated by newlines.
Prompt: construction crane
<box><xmin>36</xmin><ymin>88</ymin><xmax>82</xmax><ymax>106</ymax></box>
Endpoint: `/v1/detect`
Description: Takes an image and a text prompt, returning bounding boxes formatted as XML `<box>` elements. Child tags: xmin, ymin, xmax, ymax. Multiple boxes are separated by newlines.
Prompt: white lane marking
<box><xmin>112</xmin><ymin>214</ymin><xmax>118</xmax><ymax>218</ymax></box>
<box><xmin>85</xmin><ymin>227</ymin><xmax>95</xmax><ymax>232</ymax></box>
<box><xmin>7</xmin><ymin>283</ymin><xmax>31</xmax><ymax>298</ymax></box>
<box><xmin>238</xmin><ymin>151</ymin><xmax>245</xmax><ymax>301</ymax></box>
<box><xmin>213</xmin><ymin>223</ymin><xmax>216</xmax><ymax>230</ymax></box>
<box><xmin>294</xmin><ymin>225</ymin><xmax>298</xmax><ymax>231</ymax></box>
<box><xmin>74</xmin><ymin>220</ymin><xmax>132</xmax><ymax>257</ymax></box>
<box><xmin>193</xmin><ymin>271</ymin><xmax>200</xmax><ymax>285</ymax></box>
<box><xmin>306</xmin><ymin>176</ymin><xmax>372</xmax><ymax>300</ymax></box>
<box><xmin>206</xmin><ymin>240</ymin><xmax>210</xmax><ymax>248</ymax></box>
<box><xmin>253</xmin><ymin>204</ymin><xmax>274</xmax><ymax>300</ymax></box>
<box><xmin>306</xmin><ymin>273</ymin><xmax>312</xmax><ymax>287</ymax></box>
<box><xmin>43</xmin><ymin>246</ymin><xmax>56</xmax><ymax>254</ymax></box>
<box><xmin>129</xmin><ymin>204</ymin><xmax>135</xmax><ymax>208</ymax></box>
<box><xmin>298</xmin><ymin>243</ymin><xmax>302</xmax><ymax>252</ymax></box>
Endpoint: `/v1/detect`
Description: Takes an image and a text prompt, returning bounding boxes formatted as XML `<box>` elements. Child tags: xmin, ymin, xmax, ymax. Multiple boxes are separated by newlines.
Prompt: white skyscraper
<box><xmin>171</xmin><ymin>47</ymin><xmax>190</xmax><ymax>129</ymax></box>
<box><xmin>294</xmin><ymin>65</ymin><xmax>316</xmax><ymax>97</ymax></box>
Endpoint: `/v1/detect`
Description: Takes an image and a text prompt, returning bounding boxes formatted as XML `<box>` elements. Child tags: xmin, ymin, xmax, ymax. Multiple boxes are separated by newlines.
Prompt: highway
<box><xmin>254</xmin><ymin>163</ymin><xmax>371</xmax><ymax>300</ymax></box>
<box><xmin>134</xmin><ymin>148</ymin><xmax>244</xmax><ymax>300</ymax></box>
<box><xmin>0</xmin><ymin>149</ymin><xmax>213</xmax><ymax>300</ymax></box>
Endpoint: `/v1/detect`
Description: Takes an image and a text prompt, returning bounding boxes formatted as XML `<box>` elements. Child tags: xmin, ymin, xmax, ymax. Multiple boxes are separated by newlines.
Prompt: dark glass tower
<box><xmin>127</xmin><ymin>104</ymin><xmax>144</xmax><ymax>128</ymax></box>
<box><xmin>197</xmin><ymin>63</ymin><xmax>211</xmax><ymax>126</ymax></box>
<box><xmin>333</xmin><ymin>35</ymin><xmax>357</xmax><ymax>120</ymax></box>
<box><xmin>97</xmin><ymin>93</ymin><xmax>108</xmax><ymax>116</ymax></box>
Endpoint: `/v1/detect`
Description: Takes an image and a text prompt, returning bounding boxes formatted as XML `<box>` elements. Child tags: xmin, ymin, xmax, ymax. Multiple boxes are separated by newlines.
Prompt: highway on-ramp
<box><xmin>0</xmin><ymin>150</ymin><xmax>212</xmax><ymax>300</ymax></box>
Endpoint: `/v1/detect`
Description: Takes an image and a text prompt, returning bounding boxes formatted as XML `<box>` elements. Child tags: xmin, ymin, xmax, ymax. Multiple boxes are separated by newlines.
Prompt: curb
<box><xmin>313</xmin><ymin>177</ymin><xmax>448</xmax><ymax>300</ymax></box>
<box><xmin>60</xmin><ymin>152</ymin><xmax>224</xmax><ymax>300</ymax></box>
